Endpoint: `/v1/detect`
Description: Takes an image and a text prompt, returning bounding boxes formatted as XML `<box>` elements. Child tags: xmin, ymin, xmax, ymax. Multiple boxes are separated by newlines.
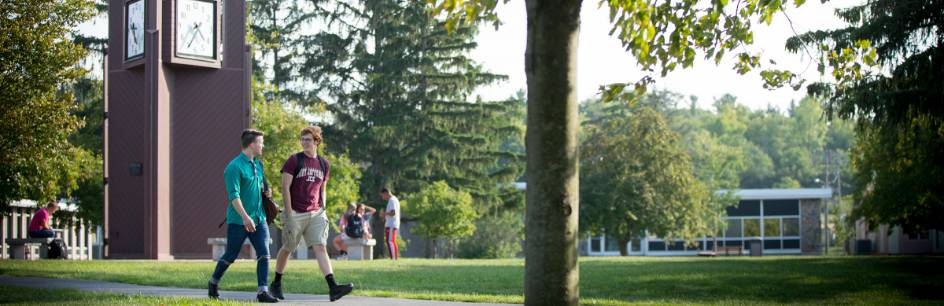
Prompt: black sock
<box><xmin>274</xmin><ymin>272</ymin><xmax>283</xmax><ymax>283</ymax></box>
<box><xmin>325</xmin><ymin>274</ymin><xmax>337</xmax><ymax>288</ymax></box>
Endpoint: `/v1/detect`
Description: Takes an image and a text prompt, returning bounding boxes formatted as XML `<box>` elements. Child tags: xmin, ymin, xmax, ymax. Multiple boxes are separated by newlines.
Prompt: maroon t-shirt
<box><xmin>281</xmin><ymin>153</ymin><xmax>330</xmax><ymax>212</ymax></box>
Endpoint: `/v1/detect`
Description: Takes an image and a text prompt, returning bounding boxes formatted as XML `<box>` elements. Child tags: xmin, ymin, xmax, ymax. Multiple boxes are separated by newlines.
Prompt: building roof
<box><xmin>717</xmin><ymin>188</ymin><xmax>833</xmax><ymax>200</ymax></box>
<box><xmin>9</xmin><ymin>199</ymin><xmax>79</xmax><ymax>212</ymax></box>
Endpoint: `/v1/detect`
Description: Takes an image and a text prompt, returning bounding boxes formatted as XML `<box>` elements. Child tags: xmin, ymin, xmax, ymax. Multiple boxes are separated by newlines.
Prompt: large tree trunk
<box><xmin>426</xmin><ymin>238</ymin><xmax>437</xmax><ymax>259</ymax></box>
<box><xmin>524</xmin><ymin>0</ymin><xmax>582</xmax><ymax>305</ymax></box>
<box><xmin>618</xmin><ymin>238</ymin><xmax>630</xmax><ymax>256</ymax></box>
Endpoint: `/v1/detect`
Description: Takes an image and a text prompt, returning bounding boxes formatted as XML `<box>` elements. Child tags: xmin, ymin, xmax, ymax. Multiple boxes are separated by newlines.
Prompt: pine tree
<box><xmin>789</xmin><ymin>0</ymin><xmax>944</xmax><ymax>232</ymax></box>
<box><xmin>319</xmin><ymin>0</ymin><xmax>524</xmax><ymax>209</ymax></box>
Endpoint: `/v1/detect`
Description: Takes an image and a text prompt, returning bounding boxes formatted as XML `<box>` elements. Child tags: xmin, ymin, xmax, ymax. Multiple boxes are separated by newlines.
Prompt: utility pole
<box><xmin>824</xmin><ymin>147</ymin><xmax>830</xmax><ymax>255</ymax></box>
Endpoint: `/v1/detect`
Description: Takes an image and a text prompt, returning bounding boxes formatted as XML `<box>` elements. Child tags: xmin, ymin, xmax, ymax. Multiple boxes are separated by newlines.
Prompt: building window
<box><xmin>727</xmin><ymin>200</ymin><xmax>761</xmax><ymax>217</ymax></box>
<box><xmin>763</xmin><ymin>199</ymin><xmax>800</xmax><ymax>216</ymax></box>
<box><xmin>783</xmin><ymin>218</ymin><xmax>800</xmax><ymax>237</ymax></box>
<box><xmin>725</xmin><ymin>219</ymin><xmax>742</xmax><ymax>238</ymax></box>
<box><xmin>668</xmin><ymin>241</ymin><xmax>685</xmax><ymax>251</ymax></box>
<box><xmin>764</xmin><ymin>218</ymin><xmax>781</xmax><ymax>237</ymax></box>
<box><xmin>605</xmin><ymin>236</ymin><xmax>620</xmax><ymax>252</ymax></box>
<box><xmin>764</xmin><ymin>239</ymin><xmax>781</xmax><ymax>249</ymax></box>
<box><xmin>744</xmin><ymin>219</ymin><xmax>761</xmax><ymax>237</ymax></box>
<box><xmin>783</xmin><ymin>239</ymin><xmax>800</xmax><ymax>249</ymax></box>
<box><xmin>649</xmin><ymin>241</ymin><xmax>666</xmax><ymax>251</ymax></box>
<box><xmin>591</xmin><ymin>237</ymin><xmax>602</xmax><ymax>252</ymax></box>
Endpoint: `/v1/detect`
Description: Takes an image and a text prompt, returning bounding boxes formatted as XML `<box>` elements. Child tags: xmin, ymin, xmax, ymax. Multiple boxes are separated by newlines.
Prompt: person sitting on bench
<box><xmin>28</xmin><ymin>201</ymin><xmax>58</xmax><ymax>239</ymax></box>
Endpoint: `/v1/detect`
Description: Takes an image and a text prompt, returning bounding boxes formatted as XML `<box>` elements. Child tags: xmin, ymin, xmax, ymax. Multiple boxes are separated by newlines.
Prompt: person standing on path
<box><xmin>269</xmin><ymin>126</ymin><xmax>353</xmax><ymax>302</ymax></box>
<box><xmin>208</xmin><ymin>129</ymin><xmax>278</xmax><ymax>303</ymax></box>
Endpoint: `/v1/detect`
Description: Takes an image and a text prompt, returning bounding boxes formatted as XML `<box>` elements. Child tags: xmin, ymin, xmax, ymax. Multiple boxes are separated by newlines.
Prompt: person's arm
<box><xmin>231</xmin><ymin>198</ymin><xmax>255</xmax><ymax>232</ymax></box>
<box><xmin>386</xmin><ymin>203</ymin><xmax>397</xmax><ymax>217</ymax></box>
<box><xmin>281</xmin><ymin>172</ymin><xmax>294</xmax><ymax>225</ymax></box>
<box><xmin>365</xmin><ymin>206</ymin><xmax>377</xmax><ymax>214</ymax></box>
<box><xmin>43</xmin><ymin>212</ymin><xmax>52</xmax><ymax>230</ymax></box>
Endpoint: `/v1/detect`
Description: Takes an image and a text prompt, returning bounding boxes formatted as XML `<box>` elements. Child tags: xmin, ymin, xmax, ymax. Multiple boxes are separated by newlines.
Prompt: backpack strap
<box><xmin>293</xmin><ymin>152</ymin><xmax>305</xmax><ymax>178</ymax></box>
<box><xmin>318</xmin><ymin>156</ymin><xmax>328</xmax><ymax>208</ymax></box>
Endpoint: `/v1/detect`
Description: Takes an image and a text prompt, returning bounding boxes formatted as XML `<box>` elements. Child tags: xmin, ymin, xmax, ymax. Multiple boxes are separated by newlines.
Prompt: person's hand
<box><xmin>243</xmin><ymin>216</ymin><xmax>256</xmax><ymax>232</ymax></box>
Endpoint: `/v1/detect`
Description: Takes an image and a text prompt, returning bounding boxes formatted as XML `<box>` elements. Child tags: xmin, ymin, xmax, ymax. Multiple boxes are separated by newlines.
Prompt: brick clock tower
<box><xmin>105</xmin><ymin>0</ymin><xmax>251</xmax><ymax>259</ymax></box>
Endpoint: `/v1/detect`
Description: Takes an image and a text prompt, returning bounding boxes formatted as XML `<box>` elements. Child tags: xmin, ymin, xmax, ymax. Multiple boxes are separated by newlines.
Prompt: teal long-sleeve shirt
<box><xmin>224</xmin><ymin>152</ymin><xmax>266</xmax><ymax>226</ymax></box>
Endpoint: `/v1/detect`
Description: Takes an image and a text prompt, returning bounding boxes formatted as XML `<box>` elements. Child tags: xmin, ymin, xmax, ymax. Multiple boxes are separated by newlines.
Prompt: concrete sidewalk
<box><xmin>0</xmin><ymin>275</ymin><xmax>519</xmax><ymax>305</ymax></box>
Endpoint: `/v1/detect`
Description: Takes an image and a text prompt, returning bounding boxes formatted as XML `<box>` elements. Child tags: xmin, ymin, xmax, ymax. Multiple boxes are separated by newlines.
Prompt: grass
<box><xmin>0</xmin><ymin>256</ymin><xmax>943</xmax><ymax>305</ymax></box>
<box><xmin>0</xmin><ymin>285</ymin><xmax>248</xmax><ymax>305</ymax></box>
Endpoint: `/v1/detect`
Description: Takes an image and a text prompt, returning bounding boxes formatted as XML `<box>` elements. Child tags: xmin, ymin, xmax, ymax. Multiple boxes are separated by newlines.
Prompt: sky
<box><xmin>81</xmin><ymin>1</ymin><xmax>858</xmax><ymax>111</ymax></box>
<box><xmin>470</xmin><ymin>0</ymin><xmax>858</xmax><ymax>111</ymax></box>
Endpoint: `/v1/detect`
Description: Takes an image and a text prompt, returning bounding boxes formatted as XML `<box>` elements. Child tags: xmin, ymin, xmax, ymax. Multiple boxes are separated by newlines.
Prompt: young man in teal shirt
<box><xmin>208</xmin><ymin>129</ymin><xmax>279</xmax><ymax>303</ymax></box>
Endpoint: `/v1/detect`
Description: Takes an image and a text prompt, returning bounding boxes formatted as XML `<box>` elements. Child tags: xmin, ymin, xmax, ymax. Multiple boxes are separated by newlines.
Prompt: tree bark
<box><xmin>524</xmin><ymin>0</ymin><xmax>582</xmax><ymax>305</ymax></box>
<box><xmin>426</xmin><ymin>238</ymin><xmax>437</xmax><ymax>259</ymax></box>
<box><xmin>618</xmin><ymin>238</ymin><xmax>630</xmax><ymax>256</ymax></box>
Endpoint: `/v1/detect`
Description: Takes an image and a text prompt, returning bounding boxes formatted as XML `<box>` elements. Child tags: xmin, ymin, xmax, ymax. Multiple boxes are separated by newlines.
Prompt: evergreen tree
<box><xmin>320</xmin><ymin>0</ymin><xmax>524</xmax><ymax>209</ymax></box>
<box><xmin>789</xmin><ymin>0</ymin><xmax>943</xmax><ymax>232</ymax></box>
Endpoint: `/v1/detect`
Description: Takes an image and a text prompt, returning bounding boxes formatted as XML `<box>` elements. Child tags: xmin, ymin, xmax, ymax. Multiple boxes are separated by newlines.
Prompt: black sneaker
<box><xmin>208</xmin><ymin>282</ymin><xmax>219</xmax><ymax>299</ymax></box>
<box><xmin>270</xmin><ymin>280</ymin><xmax>285</xmax><ymax>300</ymax></box>
<box><xmin>257</xmin><ymin>291</ymin><xmax>279</xmax><ymax>303</ymax></box>
<box><xmin>329</xmin><ymin>283</ymin><xmax>354</xmax><ymax>302</ymax></box>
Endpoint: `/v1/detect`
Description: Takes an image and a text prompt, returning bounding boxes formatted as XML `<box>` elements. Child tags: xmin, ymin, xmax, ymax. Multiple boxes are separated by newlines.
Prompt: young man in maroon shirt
<box><xmin>270</xmin><ymin>126</ymin><xmax>353</xmax><ymax>302</ymax></box>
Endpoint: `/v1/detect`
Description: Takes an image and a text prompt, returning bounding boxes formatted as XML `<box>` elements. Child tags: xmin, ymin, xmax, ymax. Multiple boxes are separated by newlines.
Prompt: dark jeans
<box><xmin>211</xmin><ymin>222</ymin><xmax>270</xmax><ymax>287</ymax></box>
<box><xmin>28</xmin><ymin>229</ymin><xmax>55</xmax><ymax>239</ymax></box>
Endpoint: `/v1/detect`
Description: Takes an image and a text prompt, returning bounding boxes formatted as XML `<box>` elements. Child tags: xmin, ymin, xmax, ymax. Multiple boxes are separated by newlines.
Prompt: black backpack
<box><xmin>345</xmin><ymin>214</ymin><xmax>364</xmax><ymax>238</ymax></box>
<box><xmin>47</xmin><ymin>239</ymin><xmax>67</xmax><ymax>259</ymax></box>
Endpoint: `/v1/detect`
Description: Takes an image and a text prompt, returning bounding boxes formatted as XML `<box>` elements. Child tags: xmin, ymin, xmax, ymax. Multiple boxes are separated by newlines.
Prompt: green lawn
<box><xmin>0</xmin><ymin>285</ymin><xmax>247</xmax><ymax>305</ymax></box>
<box><xmin>0</xmin><ymin>257</ymin><xmax>942</xmax><ymax>305</ymax></box>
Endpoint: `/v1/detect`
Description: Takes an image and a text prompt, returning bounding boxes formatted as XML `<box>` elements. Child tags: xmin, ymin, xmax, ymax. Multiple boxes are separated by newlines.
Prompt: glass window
<box><xmin>630</xmin><ymin>239</ymin><xmax>641</xmax><ymax>252</ymax></box>
<box><xmin>605</xmin><ymin>236</ymin><xmax>620</xmax><ymax>252</ymax></box>
<box><xmin>744</xmin><ymin>219</ymin><xmax>761</xmax><ymax>237</ymax></box>
<box><xmin>648</xmin><ymin>241</ymin><xmax>666</xmax><ymax>251</ymax></box>
<box><xmin>591</xmin><ymin>237</ymin><xmax>601</xmax><ymax>252</ymax></box>
<box><xmin>763</xmin><ymin>239</ymin><xmax>781</xmax><ymax>249</ymax></box>
<box><xmin>783</xmin><ymin>239</ymin><xmax>801</xmax><ymax>249</ymax></box>
<box><xmin>725</xmin><ymin>219</ymin><xmax>742</xmax><ymax>238</ymax></box>
<box><xmin>764</xmin><ymin>218</ymin><xmax>781</xmax><ymax>237</ymax></box>
<box><xmin>763</xmin><ymin>200</ymin><xmax>800</xmax><ymax>216</ymax></box>
<box><xmin>783</xmin><ymin>218</ymin><xmax>800</xmax><ymax>236</ymax></box>
<box><xmin>727</xmin><ymin>200</ymin><xmax>761</xmax><ymax>217</ymax></box>
<box><xmin>668</xmin><ymin>241</ymin><xmax>685</xmax><ymax>251</ymax></box>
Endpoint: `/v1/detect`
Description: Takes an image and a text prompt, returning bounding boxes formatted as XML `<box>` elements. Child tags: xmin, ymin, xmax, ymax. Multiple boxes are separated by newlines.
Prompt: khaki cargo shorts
<box><xmin>279</xmin><ymin>209</ymin><xmax>329</xmax><ymax>253</ymax></box>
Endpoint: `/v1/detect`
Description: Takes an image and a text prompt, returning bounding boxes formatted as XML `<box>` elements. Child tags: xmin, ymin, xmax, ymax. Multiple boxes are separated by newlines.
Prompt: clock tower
<box><xmin>106</xmin><ymin>0</ymin><xmax>251</xmax><ymax>259</ymax></box>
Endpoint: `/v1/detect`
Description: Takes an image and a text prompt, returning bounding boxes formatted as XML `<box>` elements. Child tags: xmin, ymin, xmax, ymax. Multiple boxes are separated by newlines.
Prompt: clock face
<box><xmin>125</xmin><ymin>0</ymin><xmax>144</xmax><ymax>60</ymax></box>
<box><xmin>176</xmin><ymin>0</ymin><xmax>215</xmax><ymax>59</ymax></box>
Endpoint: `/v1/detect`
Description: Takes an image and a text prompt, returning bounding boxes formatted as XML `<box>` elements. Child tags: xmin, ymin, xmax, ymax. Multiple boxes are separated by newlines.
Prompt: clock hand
<box><xmin>187</xmin><ymin>24</ymin><xmax>199</xmax><ymax>47</ymax></box>
<box><xmin>131</xmin><ymin>23</ymin><xmax>139</xmax><ymax>45</ymax></box>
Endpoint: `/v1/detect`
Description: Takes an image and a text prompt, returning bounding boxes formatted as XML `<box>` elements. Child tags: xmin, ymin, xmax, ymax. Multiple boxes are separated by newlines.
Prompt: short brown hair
<box><xmin>241</xmin><ymin>129</ymin><xmax>264</xmax><ymax>148</ymax></box>
<box><xmin>46</xmin><ymin>201</ymin><xmax>58</xmax><ymax>209</ymax></box>
<box><xmin>300</xmin><ymin>126</ymin><xmax>323</xmax><ymax>144</ymax></box>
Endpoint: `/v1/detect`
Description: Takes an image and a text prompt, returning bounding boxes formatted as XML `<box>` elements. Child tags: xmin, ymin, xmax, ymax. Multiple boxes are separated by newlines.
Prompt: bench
<box><xmin>716</xmin><ymin>245</ymin><xmax>743</xmax><ymax>256</ymax></box>
<box><xmin>341</xmin><ymin>237</ymin><xmax>376</xmax><ymax>260</ymax></box>
<box><xmin>207</xmin><ymin>237</ymin><xmax>271</xmax><ymax>261</ymax></box>
<box><xmin>5</xmin><ymin>238</ymin><xmax>54</xmax><ymax>260</ymax></box>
